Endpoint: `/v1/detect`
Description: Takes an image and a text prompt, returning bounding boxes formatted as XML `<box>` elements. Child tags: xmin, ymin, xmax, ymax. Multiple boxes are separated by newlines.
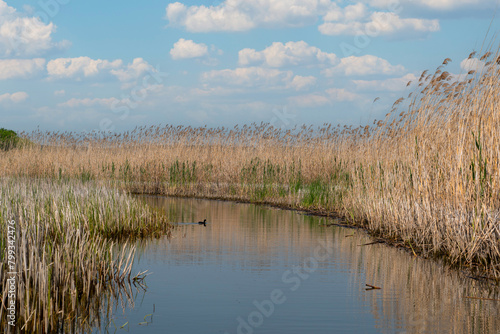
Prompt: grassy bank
<box><xmin>0</xmin><ymin>177</ymin><xmax>172</xmax><ymax>333</ymax></box>
<box><xmin>2</xmin><ymin>50</ymin><xmax>500</xmax><ymax>281</ymax></box>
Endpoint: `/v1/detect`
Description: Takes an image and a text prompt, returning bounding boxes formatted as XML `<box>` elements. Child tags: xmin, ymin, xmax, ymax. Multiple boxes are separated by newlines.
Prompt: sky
<box><xmin>0</xmin><ymin>0</ymin><xmax>499</xmax><ymax>132</ymax></box>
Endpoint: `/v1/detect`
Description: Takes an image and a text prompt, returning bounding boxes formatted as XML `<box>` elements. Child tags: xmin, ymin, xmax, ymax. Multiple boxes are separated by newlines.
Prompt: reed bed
<box><xmin>0</xmin><ymin>177</ymin><xmax>172</xmax><ymax>333</ymax></box>
<box><xmin>2</xmin><ymin>48</ymin><xmax>500</xmax><ymax>280</ymax></box>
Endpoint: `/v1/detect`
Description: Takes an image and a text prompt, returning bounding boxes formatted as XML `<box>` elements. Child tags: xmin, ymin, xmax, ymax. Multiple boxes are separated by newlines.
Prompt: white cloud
<box><xmin>323</xmin><ymin>3</ymin><xmax>367</xmax><ymax>21</ymax></box>
<box><xmin>201</xmin><ymin>66</ymin><xmax>317</xmax><ymax>91</ymax></box>
<box><xmin>166</xmin><ymin>0</ymin><xmax>331</xmax><ymax>32</ymax></box>
<box><xmin>324</xmin><ymin>55</ymin><xmax>405</xmax><ymax>76</ymax></box>
<box><xmin>47</xmin><ymin>57</ymin><xmax>123</xmax><ymax>80</ymax></box>
<box><xmin>460</xmin><ymin>57</ymin><xmax>485</xmax><ymax>72</ymax></box>
<box><xmin>110</xmin><ymin>58</ymin><xmax>154</xmax><ymax>81</ymax></box>
<box><xmin>353</xmin><ymin>73</ymin><xmax>417</xmax><ymax>91</ymax></box>
<box><xmin>0</xmin><ymin>0</ymin><xmax>68</xmax><ymax>57</ymax></box>
<box><xmin>54</xmin><ymin>89</ymin><xmax>65</xmax><ymax>96</ymax></box>
<box><xmin>319</xmin><ymin>11</ymin><xmax>439</xmax><ymax>37</ymax></box>
<box><xmin>0</xmin><ymin>58</ymin><xmax>45</xmax><ymax>80</ymax></box>
<box><xmin>170</xmin><ymin>38</ymin><xmax>209</xmax><ymax>60</ymax></box>
<box><xmin>201</xmin><ymin>67</ymin><xmax>294</xmax><ymax>88</ymax></box>
<box><xmin>47</xmin><ymin>57</ymin><xmax>156</xmax><ymax>83</ymax></box>
<box><xmin>58</xmin><ymin>97</ymin><xmax>120</xmax><ymax>108</ymax></box>
<box><xmin>239</xmin><ymin>41</ymin><xmax>337</xmax><ymax>67</ymax></box>
<box><xmin>288</xmin><ymin>87</ymin><xmax>361</xmax><ymax>107</ymax></box>
<box><xmin>0</xmin><ymin>91</ymin><xmax>28</xmax><ymax>103</ymax></box>
<box><xmin>166</xmin><ymin>2</ymin><xmax>254</xmax><ymax>32</ymax></box>
<box><xmin>165</xmin><ymin>0</ymin><xmax>490</xmax><ymax>36</ymax></box>
<box><xmin>369</xmin><ymin>12</ymin><xmax>439</xmax><ymax>35</ymax></box>
<box><xmin>325</xmin><ymin>88</ymin><xmax>360</xmax><ymax>101</ymax></box>
<box><xmin>289</xmin><ymin>75</ymin><xmax>317</xmax><ymax>90</ymax></box>
<box><xmin>0</xmin><ymin>0</ymin><xmax>15</xmax><ymax>16</ymax></box>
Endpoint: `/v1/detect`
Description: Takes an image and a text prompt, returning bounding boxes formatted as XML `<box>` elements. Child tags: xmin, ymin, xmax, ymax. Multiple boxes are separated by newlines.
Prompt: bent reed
<box><xmin>0</xmin><ymin>178</ymin><xmax>172</xmax><ymax>332</ymax></box>
<box><xmin>2</xmin><ymin>48</ymin><xmax>500</xmax><ymax>284</ymax></box>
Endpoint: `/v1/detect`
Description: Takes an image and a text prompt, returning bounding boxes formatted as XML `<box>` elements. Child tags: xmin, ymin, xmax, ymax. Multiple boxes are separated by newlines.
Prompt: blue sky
<box><xmin>1</xmin><ymin>0</ymin><xmax>499</xmax><ymax>132</ymax></box>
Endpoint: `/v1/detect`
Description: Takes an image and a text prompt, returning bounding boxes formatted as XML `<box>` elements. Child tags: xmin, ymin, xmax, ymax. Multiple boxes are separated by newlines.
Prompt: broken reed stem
<box><xmin>366</xmin><ymin>284</ymin><xmax>382</xmax><ymax>290</ymax></box>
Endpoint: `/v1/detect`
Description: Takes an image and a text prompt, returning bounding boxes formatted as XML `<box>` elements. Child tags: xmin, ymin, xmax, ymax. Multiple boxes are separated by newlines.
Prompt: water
<box><xmin>95</xmin><ymin>196</ymin><xmax>500</xmax><ymax>334</ymax></box>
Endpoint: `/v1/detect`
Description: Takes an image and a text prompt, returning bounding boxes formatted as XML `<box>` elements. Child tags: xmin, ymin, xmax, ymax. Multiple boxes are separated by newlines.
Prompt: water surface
<box><xmin>96</xmin><ymin>197</ymin><xmax>500</xmax><ymax>333</ymax></box>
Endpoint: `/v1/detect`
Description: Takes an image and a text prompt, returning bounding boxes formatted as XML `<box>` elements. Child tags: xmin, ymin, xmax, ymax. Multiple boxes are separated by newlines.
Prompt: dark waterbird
<box><xmin>198</xmin><ymin>219</ymin><xmax>207</xmax><ymax>226</ymax></box>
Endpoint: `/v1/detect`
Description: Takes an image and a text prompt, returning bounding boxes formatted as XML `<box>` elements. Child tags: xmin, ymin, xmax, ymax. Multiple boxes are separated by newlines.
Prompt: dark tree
<box><xmin>0</xmin><ymin>128</ymin><xmax>19</xmax><ymax>151</ymax></box>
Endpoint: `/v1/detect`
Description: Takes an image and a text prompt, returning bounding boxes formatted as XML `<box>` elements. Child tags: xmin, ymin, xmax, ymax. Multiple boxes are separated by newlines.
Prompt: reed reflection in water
<box><xmin>119</xmin><ymin>196</ymin><xmax>500</xmax><ymax>334</ymax></box>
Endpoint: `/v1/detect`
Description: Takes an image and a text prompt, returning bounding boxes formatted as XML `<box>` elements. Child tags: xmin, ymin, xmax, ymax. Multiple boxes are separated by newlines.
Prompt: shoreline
<box><xmin>130</xmin><ymin>186</ymin><xmax>500</xmax><ymax>286</ymax></box>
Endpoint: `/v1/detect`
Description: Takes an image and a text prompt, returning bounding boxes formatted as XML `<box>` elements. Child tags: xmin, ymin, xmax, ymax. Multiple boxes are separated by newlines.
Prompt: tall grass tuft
<box><xmin>0</xmin><ymin>178</ymin><xmax>172</xmax><ymax>332</ymax></box>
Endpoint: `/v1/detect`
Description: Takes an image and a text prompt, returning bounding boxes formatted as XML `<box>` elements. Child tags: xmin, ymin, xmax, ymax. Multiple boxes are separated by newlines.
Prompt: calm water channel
<box><xmin>94</xmin><ymin>196</ymin><xmax>500</xmax><ymax>334</ymax></box>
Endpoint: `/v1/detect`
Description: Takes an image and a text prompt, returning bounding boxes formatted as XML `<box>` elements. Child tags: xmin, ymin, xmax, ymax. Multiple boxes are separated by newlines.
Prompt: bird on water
<box><xmin>198</xmin><ymin>219</ymin><xmax>207</xmax><ymax>226</ymax></box>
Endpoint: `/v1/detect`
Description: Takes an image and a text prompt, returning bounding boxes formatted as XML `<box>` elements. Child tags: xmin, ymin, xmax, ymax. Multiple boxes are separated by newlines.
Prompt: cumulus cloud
<box><xmin>201</xmin><ymin>66</ymin><xmax>316</xmax><ymax>91</ymax></box>
<box><xmin>46</xmin><ymin>57</ymin><xmax>155</xmax><ymax>82</ymax></box>
<box><xmin>164</xmin><ymin>0</ymin><xmax>442</xmax><ymax>37</ymax></box>
<box><xmin>0</xmin><ymin>58</ymin><xmax>45</xmax><ymax>80</ymax></box>
<box><xmin>166</xmin><ymin>0</ymin><xmax>331</xmax><ymax>32</ymax></box>
<box><xmin>319</xmin><ymin>8</ymin><xmax>439</xmax><ymax>37</ymax></box>
<box><xmin>170</xmin><ymin>38</ymin><xmax>209</xmax><ymax>60</ymax></box>
<box><xmin>324</xmin><ymin>55</ymin><xmax>405</xmax><ymax>76</ymax></box>
<box><xmin>166</xmin><ymin>2</ymin><xmax>254</xmax><ymax>32</ymax></box>
<box><xmin>165</xmin><ymin>0</ymin><xmax>495</xmax><ymax>35</ymax></box>
<box><xmin>239</xmin><ymin>41</ymin><xmax>337</xmax><ymax>67</ymax></box>
<box><xmin>110</xmin><ymin>58</ymin><xmax>154</xmax><ymax>81</ymax></box>
<box><xmin>323</xmin><ymin>3</ymin><xmax>367</xmax><ymax>21</ymax></box>
<box><xmin>289</xmin><ymin>75</ymin><xmax>317</xmax><ymax>90</ymax></box>
<box><xmin>47</xmin><ymin>57</ymin><xmax>122</xmax><ymax>80</ymax></box>
<box><xmin>0</xmin><ymin>91</ymin><xmax>28</xmax><ymax>103</ymax></box>
<box><xmin>0</xmin><ymin>0</ymin><xmax>68</xmax><ymax>57</ymax></box>
<box><xmin>353</xmin><ymin>73</ymin><xmax>417</xmax><ymax>91</ymax></box>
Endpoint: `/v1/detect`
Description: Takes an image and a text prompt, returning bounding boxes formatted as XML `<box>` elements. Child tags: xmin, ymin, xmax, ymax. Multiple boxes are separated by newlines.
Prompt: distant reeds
<box><xmin>1</xmin><ymin>48</ymin><xmax>500</xmax><ymax>282</ymax></box>
<box><xmin>0</xmin><ymin>178</ymin><xmax>172</xmax><ymax>332</ymax></box>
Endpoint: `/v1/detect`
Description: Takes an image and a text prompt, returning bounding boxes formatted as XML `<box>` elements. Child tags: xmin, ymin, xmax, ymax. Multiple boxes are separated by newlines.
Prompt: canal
<box><xmin>94</xmin><ymin>196</ymin><xmax>500</xmax><ymax>333</ymax></box>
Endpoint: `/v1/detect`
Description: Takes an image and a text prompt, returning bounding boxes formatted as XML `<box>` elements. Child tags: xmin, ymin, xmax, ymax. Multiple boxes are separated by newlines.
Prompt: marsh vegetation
<box><xmin>0</xmin><ymin>178</ymin><xmax>171</xmax><ymax>332</ymax></box>
<box><xmin>1</xmin><ymin>47</ymin><xmax>500</xmax><ymax>331</ymax></box>
<box><xmin>4</xmin><ymin>49</ymin><xmax>500</xmax><ymax>280</ymax></box>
